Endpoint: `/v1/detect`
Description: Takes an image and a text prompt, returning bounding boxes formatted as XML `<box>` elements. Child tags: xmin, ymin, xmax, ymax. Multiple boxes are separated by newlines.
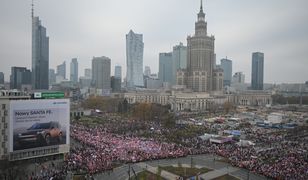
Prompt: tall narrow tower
<box><xmin>32</xmin><ymin>0</ymin><xmax>49</xmax><ymax>90</ymax></box>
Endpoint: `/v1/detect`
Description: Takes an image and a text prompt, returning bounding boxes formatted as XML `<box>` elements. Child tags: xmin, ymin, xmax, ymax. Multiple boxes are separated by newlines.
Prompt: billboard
<box><xmin>9</xmin><ymin>99</ymin><xmax>70</xmax><ymax>152</ymax></box>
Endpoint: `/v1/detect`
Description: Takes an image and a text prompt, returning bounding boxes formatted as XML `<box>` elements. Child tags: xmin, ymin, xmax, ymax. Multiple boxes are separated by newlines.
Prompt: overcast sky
<box><xmin>0</xmin><ymin>0</ymin><xmax>307</xmax><ymax>83</ymax></box>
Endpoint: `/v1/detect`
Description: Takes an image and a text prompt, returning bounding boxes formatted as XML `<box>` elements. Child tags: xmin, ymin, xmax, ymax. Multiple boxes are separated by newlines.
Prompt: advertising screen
<box><xmin>9</xmin><ymin>99</ymin><xmax>70</xmax><ymax>152</ymax></box>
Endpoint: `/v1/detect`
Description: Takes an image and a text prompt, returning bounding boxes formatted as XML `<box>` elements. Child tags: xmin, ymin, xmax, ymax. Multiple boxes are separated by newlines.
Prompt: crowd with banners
<box><xmin>66</xmin><ymin>124</ymin><xmax>188</xmax><ymax>174</ymax></box>
<box><xmin>65</xmin><ymin>123</ymin><xmax>308</xmax><ymax>180</ymax></box>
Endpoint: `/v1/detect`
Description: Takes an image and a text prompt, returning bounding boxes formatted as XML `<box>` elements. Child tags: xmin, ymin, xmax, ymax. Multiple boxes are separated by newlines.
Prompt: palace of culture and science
<box><xmin>177</xmin><ymin>1</ymin><xmax>224</xmax><ymax>92</ymax></box>
<box><xmin>125</xmin><ymin>1</ymin><xmax>272</xmax><ymax>112</ymax></box>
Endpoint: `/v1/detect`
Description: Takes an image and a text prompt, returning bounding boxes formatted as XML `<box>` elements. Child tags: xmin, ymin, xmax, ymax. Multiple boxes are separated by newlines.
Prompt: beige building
<box><xmin>124</xmin><ymin>90</ymin><xmax>272</xmax><ymax>112</ymax></box>
<box><xmin>178</xmin><ymin>1</ymin><xmax>223</xmax><ymax>92</ymax></box>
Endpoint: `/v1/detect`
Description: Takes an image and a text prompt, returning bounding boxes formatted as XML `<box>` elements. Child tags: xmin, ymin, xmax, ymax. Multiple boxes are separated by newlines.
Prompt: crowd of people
<box><xmin>66</xmin><ymin>124</ymin><xmax>188</xmax><ymax>174</ymax></box>
<box><xmin>186</xmin><ymin>126</ymin><xmax>308</xmax><ymax>180</ymax></box>
<box><xmin>65</xmin><ymin>121</ymin><xmax>308</xmax><ymax>180</ymax></box>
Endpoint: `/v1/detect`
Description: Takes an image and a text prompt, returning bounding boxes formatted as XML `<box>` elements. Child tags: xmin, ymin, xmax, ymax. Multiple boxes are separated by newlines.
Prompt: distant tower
<box><xmin>70</xmin><ymin>58</ymin><xmax>78</xmax><ymax>83</ymax></box>
<box><xmin>126</xmin><ymin>30</ymin><xmax>144</xmax><ymax>88</ymax></box>
<box><xmin>114</xmin><ymin>65</ymin><xmax>122</xmax><ymax>81</ymax></box>
<box><xmin>172</xmin><ymin>42</ymin><xmax>187</xmax><ymax>85</ymax></box>
<box><xmin>31</xmin><ymin>0</ymin><xmax>49</xmax><ymax>89</ymax></box>
<box><xmin>251</xmin><ymin>52</ymin><xmax>264</xmax><ymax>90</ymax></box>
<box><xmin>220</xmin><ymin>58</ymin><xmax>232</xmax><ymax>86</ymax></box>
<box><xmin>159</xmin><ymin>52</ymin><xmax>173</xmax><ymax>84</ymax></box>
<box><xmin>144</xmin><ymin>66</ymin><xmax>151</xmax><ymax>77</ymax></box>
<box><xmin>92</xmin><ymin>56</ymin><xmax>111</xmax><ymax>91</ymax></box>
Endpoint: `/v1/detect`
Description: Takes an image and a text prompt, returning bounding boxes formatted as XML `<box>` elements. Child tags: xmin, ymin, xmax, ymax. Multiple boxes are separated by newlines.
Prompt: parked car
<box><xmin>16</xmin><ymin>121</ymin><xmax>62</xmax><ymax>146</ymax></box>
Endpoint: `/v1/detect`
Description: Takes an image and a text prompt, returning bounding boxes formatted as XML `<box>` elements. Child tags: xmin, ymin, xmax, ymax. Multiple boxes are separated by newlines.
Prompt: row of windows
<box><xmin>10</xmin><ymin>147</ymin><xmax>59</xmax><ymax>161</ymax></box>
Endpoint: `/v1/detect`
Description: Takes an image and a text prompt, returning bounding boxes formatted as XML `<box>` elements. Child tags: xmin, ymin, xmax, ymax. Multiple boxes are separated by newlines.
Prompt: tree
<box><xmin>223</xmin><ymin>101</ymin><xmax>234</xmax><ymax>114</ymax></box>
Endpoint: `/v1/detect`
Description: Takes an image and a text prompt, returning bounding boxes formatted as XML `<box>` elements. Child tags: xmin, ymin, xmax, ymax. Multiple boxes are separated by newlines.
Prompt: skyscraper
<box><xmin>172</xmin><ymin>42</ymin><xmax>187</xmax><ymax>85</ymax></box>
<box><xmin>126</xmin><ymin>30</ymin><xmax>144</xmax><ymax>88</ymax></box>
<box><xmin>57</xmin><ymin>61</ymin><xmax>66</xmax><ymax>80</ymax></box>
<box><xmin>159</xmin><ymin>52</ymin><xmax>173</xmax><ymax>84</ymax></box>
<box><xmin>92</xmin><ymin>56</ymin><xmax>111</xmax><ymax>91</ymax></box>
<box><xmin>232</xmin><ymin>72</ymin><xmax>245</xmax><ymax>84</ymax></box>
<box><xmin>114</xmin><ymin>65</ymin><xmax>122</xmax><ymax>80</ymax></box>
<box><xmin>10</xmin><ymin>67</ymin><xmax>32</xmax><ymax>89</ymax></box>
<box><xmin>84</xmin><ymin>68</ymin><xmax>92</xmax><ymax>78</ymax></box>
<box><xmin>220</xmin><ymin>58</ymin><xmax>232</xmax><ymax>86</ymax></box>
<box><xmin>182</xmin><ymin>0</ymin><xmax>218</xmax><ymax>92</ymax></box>
<box><xmin>144</xmin><ymin>66</ymin><xmax>151</xmax><ymax>77</ymax></box>
<box><xmin>251</xmin><ymin>52</ymin><xmax>264</xmax><ymax>90</ymax></box>
<box><xmin>49</xmin><ymin>69</ymin><xmax>56</xmax><ymax>85</ymax></box>
<box><xmin>0</xmin><ymin>72</ymin><xmax>4</xmax><ymax>84</ymax></box>
<box><xmin>31</xmin><ymin>3</ymin><xmax>49</xmax><ymax>90</ymax></box>
<box><xmin>70</xmin><ymin>58</ymin><xmax>78</xmax><ymax>83</ymax></box>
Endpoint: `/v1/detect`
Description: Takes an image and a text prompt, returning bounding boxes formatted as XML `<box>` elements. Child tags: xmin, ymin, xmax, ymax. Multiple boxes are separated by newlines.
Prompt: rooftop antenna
<box><xmin>31</xmin><ymin>0</ymin><xmax>34</xmax><ymax>18</ymax></box>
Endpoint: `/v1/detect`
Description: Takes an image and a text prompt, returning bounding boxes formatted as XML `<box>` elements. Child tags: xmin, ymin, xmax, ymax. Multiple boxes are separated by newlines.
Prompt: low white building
<box><xmin>267</xmin><ymin>112</ymin><xmax>284</xmax><ymax>124</ymax></box>
<box><xmin>124</xmin><ymin>90</ymin><xmax>272</xmax><ymax>112</ymax></box>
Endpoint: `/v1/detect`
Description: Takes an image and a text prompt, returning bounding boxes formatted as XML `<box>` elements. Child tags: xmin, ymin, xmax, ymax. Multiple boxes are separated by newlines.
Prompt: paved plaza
<box><xmin>94</xmin><ymin>154</ymin><xmax>268</xmax><ymax>180</ymax></box>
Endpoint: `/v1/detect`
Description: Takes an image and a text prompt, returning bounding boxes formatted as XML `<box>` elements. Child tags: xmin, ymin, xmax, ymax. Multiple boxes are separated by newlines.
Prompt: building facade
<box><xmin>232</xmin><ymin>72</ymin><xmax>245</xmax><ymax>84</ymax></box>
<box><xmin>0</xmin><ymin>91</ymin><xmax>30</xmax><ymax>161</ymax></box>
<box><xmin>49</xmin><ymin>69</ymin><xmax>56</xmax><ymax>85</ymax></box>
<box><xmin>111</xmin><ymin>76</ymin><xmax>121</xmax><ymax>93</ymax></box>
<box><xmin>126</xmin><ymin>30</ymin><xmax>144</xmax><ymax>88</ymax></box>
<box><xmin>84</xmin><ymin>68</ymin><xmax>92</xmax><ymax>79</ymax></box>
<box><xmin>172</xmin><ymin>43</ymin><xmax>187</xmax><ymax>85</ymax></box>
<box><xmin>251</xmin><ymin>52</ymin><xmax>264</xmax><ymax>90</ymax></box>
<box><xmin>57</xmin><ymin>61</ymin><xmax>66</xmax><ymax>80</ymax></box>
<box><xmin>70</xmin><ymin>58</ymin><xmax>78</xmax><ymax>83</ymax></box>
<box><xmin>0</xmin><ymin>72</ymin><xmax>4</xmax><ymax>84</ymax></box>
<box><xmin>10</xmin><ymin>67</ymin><xmax>32</xmax><ymax>90</ymax></box>
<box><xmin>144</xmin><ymin>66</ymin><xmax>151</xmax><ymax>77</ymax></box>
<box><xmin>124</xmin><ymin>90</ymin><xmax>272</xmax><ymax>112</ymax></box>
<box><xmin>179</xmin><ymin>1</ymin><xmax>222</xmax><ymax>92</ymax></box>
<box><xmin>115</xmin><ymin>65</ymin><xmax>122</xmax><ymax>80</ymax></box>
<box><xmin>220</xmin><ymin>58</ymin><xmax>232</xmax><ymax>86</ymax></box>
<box><xmin>159</xmin><ymin>52</ymin><xmax>173</xmax><ymax>85</ymax></box>
<box><xmin>92</xmin><ymin>56</ymin><xmax>111</xmax><ymax>92</ymax></box>
<box><xmin>32</xmin><ymin>14</ymin><xmax>49</xmax><ymax>90</ymax></box>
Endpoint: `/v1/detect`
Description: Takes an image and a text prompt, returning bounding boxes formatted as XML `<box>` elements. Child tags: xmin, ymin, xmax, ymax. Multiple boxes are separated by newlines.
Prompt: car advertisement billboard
<box><xmin>9</xmin><ymin>99</ymin><xmax>70</xmax><ymax>152</ymax></box>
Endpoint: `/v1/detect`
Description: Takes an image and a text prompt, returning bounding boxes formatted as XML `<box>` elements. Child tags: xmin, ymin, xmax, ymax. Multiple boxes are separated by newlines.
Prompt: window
<box><xmin>4</xmin><ymin>123</ymin><xmax>7</xmax><ymax>128</ymax></box>
<box><xmin>4</xmin><ymin>110</ymin><xmax>7</xmax><ymax>116</ymax></box>
<box><xmin>1</xmin><ymin>104</ymin><xmax>5</xmax><ymax>110</ymax></box>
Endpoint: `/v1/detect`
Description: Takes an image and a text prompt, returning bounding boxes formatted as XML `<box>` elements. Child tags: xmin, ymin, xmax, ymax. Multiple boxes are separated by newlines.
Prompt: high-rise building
<box><xmin>179</xmin><ymin>1</ymin><xmax>221</xmax><ymax>92</ymax></box>
<box><xmin>220</xmin><ymin>58</ymin><xmax>232</xmax><ymax>86</ymax></box>
<box><xmin>70</xmin><ymin>58</ymin><xmax>78</xmax><ymax>83</ymax></box>
<box><xmin>144</xmin><ymin>66</ymin><xmax>151</xmax><ymax>77</ymax></box>
<box><xmin>232</xmin><ymin>72</ymin><xmax>245</xmax><ymax>84</ymax></box>
<box><xmin>92</xmin><ymin>56</ymin><xmax>111</xmax><ymax>91</ymax></box>
<box><xmin>10</xmin><ymin>67</ymin><xmax>32</xmax><ymax>89</ymax></box>
<box><xmin>84</xmin><ymin>68</ymin><xmax>92</xmax><ymax>78</ymax></box>
<box><xmin>212</xmin><ymin>68</ymin><xmax>224</xmax><ymax>91</ymax></box>
<box><xmin>159</xmin><ymin>52</ymin><xmax>173</xmax><ymax>84</ymax></box>
<box><xmin>0</xmin><ymin>72</ymin><xmax>4</xmax><ymax>84</ymax></box>
<box><xmin>115</xmin><ymin>65</ymin><xmax>122</xmax><ymax>80</ymax></box>
<box><xmin>49</xmin><ymin>69</ymin><xmax>56</xmax><ymax>85</ymax></box>
<box><xmin>172</xmin><ymin>42</ymin><xmax>187</xmax><ymax>85</ymax></box>
<box><xmin>126</xmin><ymin>30</ymin><xmax>144</xmax><ymax>88</ymax></box>
<box><xmin>251</xmin><ymin>52</ymin><xmax>264</xmax><ymax>90</ymax></box>
<box><xmin>57</xmin><ymin>61</ymin><xmax>66</xmax><ymax>80</ymax></box>
<box><xmin>111</xmin><ymin>76</ymin><xmax>121</xmax><ymax>92</ymax></box>
<box><xmin>31</xmin><ymin>5</ymin><xmax>49</xmax><ymax>90</ymax></box>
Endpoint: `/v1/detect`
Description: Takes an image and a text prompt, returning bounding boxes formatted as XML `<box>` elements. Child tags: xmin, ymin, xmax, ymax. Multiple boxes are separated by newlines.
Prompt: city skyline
<box><xmin>0</xmin><ymin>0</ymin><xmax>307</xmax><ymax>83</ymax></box>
